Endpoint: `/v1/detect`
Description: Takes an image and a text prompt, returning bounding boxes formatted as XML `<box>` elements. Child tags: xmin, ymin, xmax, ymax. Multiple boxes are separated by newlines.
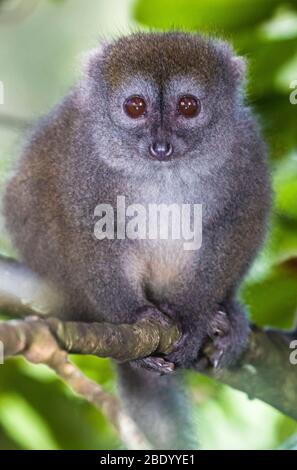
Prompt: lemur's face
<box><xmin>122</xmin><ymin>85</ymin><xmax>201</xmax><ymax>161</ymax></box>
<box><xmin>107</xmin><ymin>73</ymin><xmax>214</xmax><ymax>162</ymax></box>
<box><xmin>88</xmin><ymin>32</ymin><xmax>244</xmax><ymax>166</ymax></box>
<box><xmin>123</xmin><ymin>88</ymin><xmax>200</xmax><ymax>160</ymax></box>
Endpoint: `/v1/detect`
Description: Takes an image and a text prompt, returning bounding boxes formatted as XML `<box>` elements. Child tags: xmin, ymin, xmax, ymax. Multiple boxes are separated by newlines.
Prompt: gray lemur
<box><xmin>4</xmin><ymin>32</ymin><xmax>271</xmax><ymax>449</ymax></box>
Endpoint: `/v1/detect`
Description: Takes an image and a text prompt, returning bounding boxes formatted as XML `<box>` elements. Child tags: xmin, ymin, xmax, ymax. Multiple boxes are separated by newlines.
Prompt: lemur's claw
<box><xmin>131</xmin><ymin>357</ymin><xmax>175</xmax><ymax>375</ymax></box>
<box><xmin>193</xmin><ymin>309</ymin><xmax>232</xmax><ymax>371</ymax></box>
<box><xmin>211</xmin><ymin>348</ymin><xmax>224</xmax><ymax>369</ymax></box>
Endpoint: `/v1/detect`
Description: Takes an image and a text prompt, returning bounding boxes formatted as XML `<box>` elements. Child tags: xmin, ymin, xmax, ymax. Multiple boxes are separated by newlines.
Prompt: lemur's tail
<box><xmin>117</xmin><ymin>363</ymin><xmax>197</xmax><ymax>450</ymax></box>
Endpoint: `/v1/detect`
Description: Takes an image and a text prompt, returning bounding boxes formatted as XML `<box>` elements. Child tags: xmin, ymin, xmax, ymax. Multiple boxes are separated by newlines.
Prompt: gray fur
<box><xmin>3</xmin><ymin>32</ymin><xmax>271</xmax><ymax>449</ymax></box>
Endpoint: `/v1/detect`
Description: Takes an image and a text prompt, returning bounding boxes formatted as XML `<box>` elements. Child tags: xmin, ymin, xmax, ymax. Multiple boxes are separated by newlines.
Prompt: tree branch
<box><xmin>0</xmin><ymin>316</ymin><xmax>180</xmax><ymax>363</ymax></box>
<box><xmin>0</xmin><ymin>113</ymin><xmax>32</xmax><ymax>130</ymax></box>
<box><xmin>0</xmin><ymin>315</ymin><xmax>152</xmax><ymax>449</ymax></box>
<box><xmin>207</xmin><ymin>326</ymin><xmax>297</xmax><ymax>420</ymax></box>
<box><xmin>0</xmin><ymin>254</ymin><xmax>296</xmax><ymax>441</ymax></box>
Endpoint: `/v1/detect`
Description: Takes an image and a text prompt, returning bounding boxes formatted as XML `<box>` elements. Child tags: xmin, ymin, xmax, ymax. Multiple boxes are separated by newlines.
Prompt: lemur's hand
<box><xmin>158</xmin><ymin>303</ymin><xmax>205</xmax><ymax>369</ymax></box>
<box><xmin>129</xmin><ymin>305</ymin><xmax>176</xmax><ymax>375</ymax></box>
<box><xmin>194</xmin><ymin>307</ymin><xmax>250</xmax><ymax>371</ymax></box>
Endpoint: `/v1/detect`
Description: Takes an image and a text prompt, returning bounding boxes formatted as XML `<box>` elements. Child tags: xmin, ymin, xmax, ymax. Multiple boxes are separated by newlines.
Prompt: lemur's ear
<box><xmin>81</xmin><ymin>40</ymin><xmax>110</xmax><ymax>80</ymax></box>
<box><xmin>214</xmin><ymin>39</ymin><xmax>247</xmax><ymax>84</ymax></box>
<box><xmin>78</xmin><ymin>42</ymin><xmax>111</xmax><ymax>104</ymax></box>
<box><xmin>230</xmin><ymin>55</ymin><xmax>246</xmax><ymax>83</ymax></box>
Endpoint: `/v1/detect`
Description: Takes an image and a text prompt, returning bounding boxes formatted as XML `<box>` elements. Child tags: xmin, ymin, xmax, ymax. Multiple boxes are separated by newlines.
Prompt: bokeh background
<box><xmin>0</xmin><ymin>0</ymin><xmax>297</xmax><ymax>450</ymax></box>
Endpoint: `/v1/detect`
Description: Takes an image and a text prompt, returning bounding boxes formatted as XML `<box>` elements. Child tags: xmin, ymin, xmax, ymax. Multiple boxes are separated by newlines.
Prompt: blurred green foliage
<box><xmin>135</xmin><ymin>0</ymin><xmax>287</xmax><ymax>32</ymax></box>
<box><xmin>0</xmin><ymin>0</ymin><xmax>297</xmax><ymax>450</ymax></box>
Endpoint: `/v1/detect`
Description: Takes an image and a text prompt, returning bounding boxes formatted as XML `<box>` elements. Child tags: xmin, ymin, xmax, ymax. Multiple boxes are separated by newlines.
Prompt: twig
<box><xmin>0</xmin><ymin>113</ymin><xmax>32</xmax><ymax>130</ymax></box>
<box><xmin>0</xmin><ymin>316</ymin><xmax>152</xmax><ymax>449</ymax></box>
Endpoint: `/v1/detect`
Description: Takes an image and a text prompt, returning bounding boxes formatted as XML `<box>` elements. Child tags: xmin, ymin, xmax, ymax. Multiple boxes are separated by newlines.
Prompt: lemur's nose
<box><xmin>149</xmin><ymin>142</ymin><xmax>173</xmax><ymax>160</ymax></box>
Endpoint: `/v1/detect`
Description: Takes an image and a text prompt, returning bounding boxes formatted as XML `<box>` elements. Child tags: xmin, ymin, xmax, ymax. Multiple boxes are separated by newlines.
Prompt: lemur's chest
<box><xmin>124</xmin><ymin>239</ymin><xmax>197</xmax><ymax>302</ymax></box>
<box><xmin>122</xmin><ymin>172</ymin><xmax>204</xmax><ymax>298</ymax></box>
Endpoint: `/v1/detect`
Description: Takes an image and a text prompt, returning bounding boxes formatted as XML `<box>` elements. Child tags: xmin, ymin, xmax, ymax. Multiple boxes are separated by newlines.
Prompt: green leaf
<box><xmin>0</xmin><ymin>394</ymin><xmax>60</xmax><ymax>450</ymax></box>
<box><xmin>274</xmin><ymin>152</ymin><xmax>297</xmax><ymax>219</ymax></box>
<box><xmin>254</xmin><ymin>95</ymin><xmax>297</xmax><ymax>160</ymax></box>
<box><xmin>242</xmin><ymin>265</ymin><xmax>297</xmax><ymax>328</ymax></box>
<box><xmin>133</xmin><ymin>0</ymin><xmax>286</xmax><ymax>32</ymax></box>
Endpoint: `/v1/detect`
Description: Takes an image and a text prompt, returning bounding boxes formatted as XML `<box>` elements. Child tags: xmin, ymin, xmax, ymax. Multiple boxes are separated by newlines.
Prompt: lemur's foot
<box><xmin>129</xmin><ymin>305</ymin><xmax>176</xmax><ymax>375</ymax></box>
<box><xmin>159</xmin><ymin>303</ymin><xmax>200</xmax><ymax>368</ymax></box>
<box><xmin>206</xmin><ymin>310</ymin><xmax>231</xmax><ymax>369</ymax></box>
<box><xmin>209</xmin><ymin>309</ymin><xmax>230</xmax><ymax>339</ymax></box>
<box><xmin>194</xmin><ymin>310</ymin><xmax>230</xmax><ymax>371</ymax></box>
<box><xmin>194</xmin><ymin>308</ymin><xmax>248</xmax><ymax>371</ymax></box>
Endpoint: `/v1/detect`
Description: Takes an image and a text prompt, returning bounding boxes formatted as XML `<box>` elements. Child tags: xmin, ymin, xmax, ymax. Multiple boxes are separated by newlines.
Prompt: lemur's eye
<box><xmin>124</xmin><ymin>96</ymin><xmax>147</xmax><ymax>118</ymax></box>
<box><xmin>177</xmin><ymin>95</ymin><xmax>200</xmax><ymax>118</ymax></box>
